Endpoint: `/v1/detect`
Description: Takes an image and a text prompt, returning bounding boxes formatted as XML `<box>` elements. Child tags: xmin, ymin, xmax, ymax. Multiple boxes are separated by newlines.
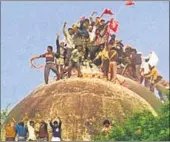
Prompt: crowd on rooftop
<box><xmin>3</xmin><ymin>2</ymin><xmax>170</xmax><ymax>141</ymax></box>
<box><xmin>30</xmin><ymin>9</ymin><xmax>169</xmax><ymax>102</ymax></box>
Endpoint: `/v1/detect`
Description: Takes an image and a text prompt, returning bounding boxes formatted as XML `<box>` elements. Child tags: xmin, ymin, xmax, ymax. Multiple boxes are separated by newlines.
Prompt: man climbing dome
<box><xmin>30</xmin><ymin>45</ymin><xmax>60</xmax><ymax>84</ymax></box>
<box><xmin>101</xmin><ymin>120</ymin><xmax>112</xmax><ymax>137</ymax></box>
<box><xmin>144</xmin><ymin>64</ymin><xmax>159</xmax><ymax>92</ymax></box>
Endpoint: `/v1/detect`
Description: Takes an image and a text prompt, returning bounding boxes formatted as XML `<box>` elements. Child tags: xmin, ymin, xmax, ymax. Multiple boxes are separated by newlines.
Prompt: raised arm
<box><xmin>27</xmin><ymin>120</ymin><xmax>31</xmax><ymax>129</ymax></box>
<box><xmin>94</xmin><ymin>51</ymin><xmax>102</xmax><ymax>61</ymax></box>
<box><xmin>56</xmin><ymin>33</ymin><xmax>60</xmax><ymax>56</ymax></box>
<box><xmin>12</xmin><ymin>117</ymin><xmax>16</xmax><ymax>124</ymax></box>
<box><xmin>57</xmin><ymin>117</ymin><xmax>62</xmax><ymax>129</ymax></box>
<box><xmin>12</xmin><ymin>117</ymin><xmax>20</xmax><ymax>129</ymax></box>
<box><xmin>49</xmin><ymin>118</ymin><xmax>54</xmax><ymax>128</ymax></box>
<box><xmin>63</xmin><ymin>22</ymin><xmax>67</xmax><ymax>37</ymax></box>
<box><xmin>90</xmin><ymin>11</ymin><xmax>97</xmax><ymax>24</ymax></box>
<box><xmin>101</xmin><ymin>25</ymin><xmax>108</xmax><ymax>37</ymax></box>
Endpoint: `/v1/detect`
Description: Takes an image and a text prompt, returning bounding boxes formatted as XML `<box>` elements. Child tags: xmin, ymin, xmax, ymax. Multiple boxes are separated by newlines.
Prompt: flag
<box><xmin>125</xmin><ymin>0</ymin><xmax>135</xmax><ymax>6</ymax></box>
<box><xmin>100</xmin><ymin>8</ymin><xmax>114</xmax><ymax>18</ymax></box>
<box><xmin>109</xmin><ymin>18</ymin><xmax>119</xmax><ymax>32</ymax></box>
<box><xmin>30</xmin><ymin>57</ymin><xmax>44</xmax><ymax>70</ymax></box>
<box><xmin>105</xmin><ymin>18</ymin><xmax>119</xmax><ymax>36</ymax></box>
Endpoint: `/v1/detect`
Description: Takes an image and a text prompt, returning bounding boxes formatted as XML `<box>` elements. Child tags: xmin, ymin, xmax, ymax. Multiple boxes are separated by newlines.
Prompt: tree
<box><xmin>0</xmin><ymin>105</ymin><xmax>10</xmax><ymax>124</ymax></box>
<box><xmin>94</xmin><ymin>101</ymin><xmax>170</xmax><ymax>141</ymax></box>
<box><xmin>0</xmin><ymin>105</ymin><xmax>10</xmax><ymax>141</ymax></box>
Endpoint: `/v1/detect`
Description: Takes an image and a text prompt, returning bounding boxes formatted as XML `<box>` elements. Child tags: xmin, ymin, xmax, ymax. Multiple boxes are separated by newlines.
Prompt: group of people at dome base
<box><xmin>4</xmin><ymin>114</ymin><xmax>112</xmax><ymax>141</ymax></box>
<box><xmin>4</xmin><ymin>115</ymin><xmax>62</xmax><ymax>141</ymax></box>
<box><xmin>30</xmin><ymin>8</ymin><xmax>169</xmax><ymax>103</ymax></box>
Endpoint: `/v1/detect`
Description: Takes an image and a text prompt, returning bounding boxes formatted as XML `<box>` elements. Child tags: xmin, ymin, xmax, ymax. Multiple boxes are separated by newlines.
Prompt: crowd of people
<box><xmin>3</xmin><ymin>3</ymin><xmax>169</xmax><ymax>141</ymax></box>
<box><xmin>30</xmin><ymin>9</ymin><xmax>169</xmax><ymax>102</ymax></box>
<box><xmin>4</xmin><ymin>115</ymin><xmax>62</xmax><ymax>141</ymax></box>
<box><xmin>4</xmin><ymin>115</ymin><xmax>114</xmax><ymax>141</ymax></box>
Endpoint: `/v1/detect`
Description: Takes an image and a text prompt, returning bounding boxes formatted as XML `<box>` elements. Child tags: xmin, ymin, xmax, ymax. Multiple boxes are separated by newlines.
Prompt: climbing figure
<box><xmin>101</xmin><ymin>120</ymin><xmax>112</xmax><ymax>137</ymax></box>
<box><xmin>30</xmin><ymin>46</ymin><xmax>60</xmax><ymax>84</ymax></box>
<box><xmin>144</xmin><ymin>64</ymin><xmax>159</xmax><ymax>92</ymax></box>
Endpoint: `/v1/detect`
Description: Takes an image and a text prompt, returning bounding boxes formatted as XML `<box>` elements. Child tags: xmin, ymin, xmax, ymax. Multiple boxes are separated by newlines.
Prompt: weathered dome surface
<box><xmin>5</xmin><ymin>78</ymin><xmax>157</xmax><ymax>141</ymax></box>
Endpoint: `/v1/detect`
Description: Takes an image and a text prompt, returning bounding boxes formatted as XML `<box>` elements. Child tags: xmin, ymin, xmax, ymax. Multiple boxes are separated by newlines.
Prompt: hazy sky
<box><xmin>1</xmin><ymin>1</ymin><xmax>169</xmax><ymax>109</ymax></box>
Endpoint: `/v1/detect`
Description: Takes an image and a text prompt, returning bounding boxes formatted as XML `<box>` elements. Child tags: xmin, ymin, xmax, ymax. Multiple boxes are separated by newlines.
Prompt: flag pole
<box><xmin>114</xmin><ymin>4</ymin><xmax>125</xmax><ymax>19</ymax></box>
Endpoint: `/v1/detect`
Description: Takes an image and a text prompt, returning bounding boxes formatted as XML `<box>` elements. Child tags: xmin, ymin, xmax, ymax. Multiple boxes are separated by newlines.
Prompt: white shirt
<box><xmin>27</xmin><ymin>121</ymin><xmax>37</xmax><ymax>141</ymax></box>
<box><xmin>89</xmin><ymin>26</ymin><xmax>96</xmax><ymax>42</ymax></box>
<box><xmin>63</xmin><ymin>29</ymin><xmax>75</xmax><ymax>49</ymax></box>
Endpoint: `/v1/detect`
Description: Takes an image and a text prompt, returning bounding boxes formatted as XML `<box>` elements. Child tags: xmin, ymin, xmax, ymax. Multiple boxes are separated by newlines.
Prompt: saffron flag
<box><xmin>109</xmin><ymin>18</ymin><xmax>119</xmax><ymax>32</ymax></box>
<box><xmin>125</xmin><ymin>0</ymin><xmax>135</xmax><ymax>6</ymax></box>
<box><xmin>105</xmin><ymin>18</ymin><xmax>119</xmax><ymax>36</ymax></box>
<box><xmin>100</xmin><ymin>8</ymin><xmax>114</xmax><ymax>18</ymax></box>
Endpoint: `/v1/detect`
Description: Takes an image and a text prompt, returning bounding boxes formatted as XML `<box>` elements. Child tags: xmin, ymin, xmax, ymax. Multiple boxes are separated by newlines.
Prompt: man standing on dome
<box><xmin>30</xmin><ymin>45</ymin><xmax>60</xmax><ymax>84</ymax></box>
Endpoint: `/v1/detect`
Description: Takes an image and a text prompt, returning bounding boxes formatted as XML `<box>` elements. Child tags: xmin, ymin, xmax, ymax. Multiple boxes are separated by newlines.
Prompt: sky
<box><xmin>1</xmin><ymin>1</ymin><xmax>169</xmax><ymax>109</ymax></box>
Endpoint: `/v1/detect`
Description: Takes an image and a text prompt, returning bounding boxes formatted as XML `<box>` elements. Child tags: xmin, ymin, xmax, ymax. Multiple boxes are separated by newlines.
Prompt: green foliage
<box><xmin>0</xmin><ymin>105</ymin><xmax>10</xmax><ymax>124</ymax></box>
<box><xmin>94</xmin><ymin>102</ymin><xmax>170</xmax><ymax>141</ymax></box>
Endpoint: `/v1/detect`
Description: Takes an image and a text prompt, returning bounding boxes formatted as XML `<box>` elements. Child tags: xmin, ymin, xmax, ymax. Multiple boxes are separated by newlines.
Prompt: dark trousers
<box><xmin>103</xmin><ymin>59</ymin><xmax>109</xmax><ymax>79</ymax></box>
<box><xmin>93</xmin><ymin>58</ymin><xmax>102</xmax><ymax>66</ymax></box>
<box><xmin>44</xmin><ymin>63</ymin><xmax>59</xmax><ymax>84</ymax></box>
<box><xmin>65</xmin><ymin>48</ymin><xmax>72</xmax><ymax>66</ymax></box>
<box><xmin>90</xmin><ymin>46</ymin><xmax>100</xmax><ymax>60</ymax></box>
